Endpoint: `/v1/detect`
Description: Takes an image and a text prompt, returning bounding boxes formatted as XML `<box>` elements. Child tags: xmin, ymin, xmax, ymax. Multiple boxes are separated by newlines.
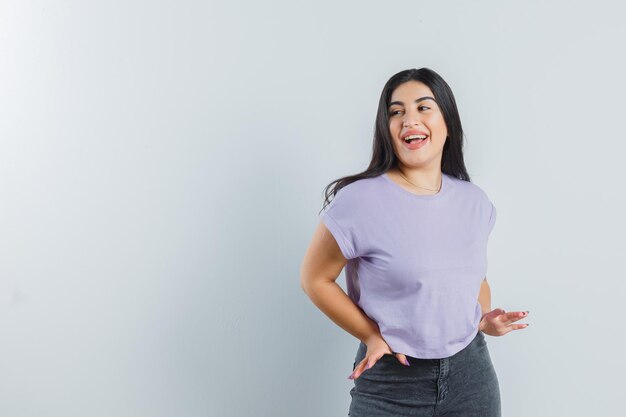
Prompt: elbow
<box><xmin>300</xmin><ymin>278</ymin><xmax>309</xmax><ymax>294</ymax></box>
<box><xmin>299</xmin><ymin>265</ymin><xmax>309</xmax><ymax>294</ymax></box>
<box><xmin>300</xmin><ymin>274</ymin><xmax>333</xmax><ymax>296</ymax></box>
<box><xmin>300</xmin><ymin>268</ymin><xmax>315</xmax><ymax>295</ymax></box>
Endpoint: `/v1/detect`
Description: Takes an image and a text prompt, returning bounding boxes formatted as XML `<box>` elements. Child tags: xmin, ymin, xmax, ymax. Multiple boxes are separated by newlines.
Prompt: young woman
<box><xmin>300</xmin><ymin>67</ymin><xmax>529</xmax><ymax>417</ymax></box>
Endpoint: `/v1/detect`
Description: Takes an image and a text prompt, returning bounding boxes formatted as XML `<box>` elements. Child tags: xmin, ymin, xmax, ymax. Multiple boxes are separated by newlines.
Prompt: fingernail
<box><xmin>404</xmin><ymin>358</ymin><xmax>410</xmax><ymax>366</ymax></box>
<box><xmin>348</xmin><ymin>373</ymin><xmax>354</xmax><ymax>379</ymax></box>
<box><xmin>366</xmin><ymin>362</ymin><xmax>371</xmax><ymax>369</ymax></box>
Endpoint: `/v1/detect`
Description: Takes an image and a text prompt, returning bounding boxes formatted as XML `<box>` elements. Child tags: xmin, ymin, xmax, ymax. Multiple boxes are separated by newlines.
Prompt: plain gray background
<box><xmin>1</xmin><ymin>0</ymin><xmax>624</xmax><ymax>416</ymax></box>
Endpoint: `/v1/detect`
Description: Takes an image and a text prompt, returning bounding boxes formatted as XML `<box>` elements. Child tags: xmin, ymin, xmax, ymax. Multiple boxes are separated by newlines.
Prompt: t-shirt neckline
<box><xmin>381</xmin><ymin>171</ymin><xmax>449</xmax><ymax>200</ymax></box>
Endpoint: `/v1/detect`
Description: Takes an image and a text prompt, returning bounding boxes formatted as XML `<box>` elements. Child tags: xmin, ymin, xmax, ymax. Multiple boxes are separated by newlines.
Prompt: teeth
<box><xmin>404</xmin><ymin>134</ymin><xmax>427</xmax><ymax>142</ymax></box>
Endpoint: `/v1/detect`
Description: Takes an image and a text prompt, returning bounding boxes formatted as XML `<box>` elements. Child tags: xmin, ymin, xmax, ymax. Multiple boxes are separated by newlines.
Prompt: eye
<box><xmin>389</xmin><ymin>110</ymin><xmax>403</xmax><ymax>116</ymax></box>
<box><xmin>418</xmin><ymin>105</ymin><xmax>430</xmax><ymax>111</ymax></box>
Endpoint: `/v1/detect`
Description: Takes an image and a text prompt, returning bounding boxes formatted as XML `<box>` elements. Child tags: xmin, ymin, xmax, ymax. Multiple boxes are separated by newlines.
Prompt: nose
<box><xmin>402</xmin><ymin>112</ymin><xmax>421</xmax><ymax>128</ymax></box>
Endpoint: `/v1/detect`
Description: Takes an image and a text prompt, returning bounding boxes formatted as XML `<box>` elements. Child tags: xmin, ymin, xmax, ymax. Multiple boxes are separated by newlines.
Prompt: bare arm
<box><xmin>478</xmin><ymin>277</ymin><xmax>492</xmax><ymax>315</ymax></box>
<box><xmin>300</xmin><ymin>221</ymin><xmax>381</xmax><ymax>344</ymax></box>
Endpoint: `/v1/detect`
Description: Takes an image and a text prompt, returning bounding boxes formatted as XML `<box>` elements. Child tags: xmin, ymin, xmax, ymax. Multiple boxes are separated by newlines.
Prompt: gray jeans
<box><xmin>348</xmin><ymin>330</ymin><xmax>501</xmax><ymax>417</ymax></box>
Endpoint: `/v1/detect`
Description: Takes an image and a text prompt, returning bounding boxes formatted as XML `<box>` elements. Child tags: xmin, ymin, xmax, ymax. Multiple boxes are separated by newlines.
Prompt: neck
<box><xmin>394</xmin><ymin>165</ymin><xmax>443</xmax><ymax>190</ymax></box>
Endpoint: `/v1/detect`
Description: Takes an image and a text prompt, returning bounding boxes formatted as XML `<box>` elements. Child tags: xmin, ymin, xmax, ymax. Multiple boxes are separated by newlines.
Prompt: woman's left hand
<box><xmin>479</xmin><ymin>308</ymin><xmax>530</xmax><ymax>336</ymax></box>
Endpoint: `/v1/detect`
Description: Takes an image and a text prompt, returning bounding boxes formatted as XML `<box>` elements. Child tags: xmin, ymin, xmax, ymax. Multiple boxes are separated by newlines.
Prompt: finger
<box><xmin>395</xmin><ymin>353</ymin><xmax>410</xmax><ymax>366</ymax></box>
<box><xmin>350</xmin><ymin>356</ymin><xmax>378</xmax><ymax>380</ymax></box>
<box><xmin>348</xmin><ymin>358</ymin><xmax>365</xmax><ymax>380</ymax></box>
<box><xmin>504</xmin><ymin>310</ymin><xmax>529</xmax><ymax>323</ymax></box>
<box><xmin>497</xmin><ymin>321</ymin><xmax>529</xmax><ymax>334</ymax></box>
<box><xmin>352</xmin><ymin>358</ymin><xmax>369</xmax><ymax>379</ymax></box>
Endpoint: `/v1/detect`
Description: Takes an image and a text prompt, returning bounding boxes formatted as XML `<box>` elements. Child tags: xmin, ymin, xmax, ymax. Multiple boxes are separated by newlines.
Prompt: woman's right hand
<box><xmin>347</xmin><ymin>335</ymin><xmax>410</xmax><ymax>380</ymax></box>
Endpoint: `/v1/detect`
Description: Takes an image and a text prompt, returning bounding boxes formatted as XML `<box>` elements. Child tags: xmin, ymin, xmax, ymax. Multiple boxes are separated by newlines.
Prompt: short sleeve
<box><xmin>487</xmin><ymin>201</ymin><xmax>497</xmax><ymax>236</ymax></box>
<box><xmin>319</xmin><ymin>190</ymin><xmax>360</xmax><ymax>260</ymax></box>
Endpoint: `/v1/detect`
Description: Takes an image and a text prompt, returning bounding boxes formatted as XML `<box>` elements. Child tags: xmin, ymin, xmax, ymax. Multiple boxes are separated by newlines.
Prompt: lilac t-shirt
<box><xmin>319</xmin><ymin>171</ymin><xmax>497</xmax><ymax>359</ymax></box>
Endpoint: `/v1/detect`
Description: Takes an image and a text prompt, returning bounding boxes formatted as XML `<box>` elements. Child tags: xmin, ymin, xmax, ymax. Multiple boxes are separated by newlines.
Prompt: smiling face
<box><xmin>388</xmin><ymin>80</ymin><xmax>448</xmax><ymax>170</ymax></box>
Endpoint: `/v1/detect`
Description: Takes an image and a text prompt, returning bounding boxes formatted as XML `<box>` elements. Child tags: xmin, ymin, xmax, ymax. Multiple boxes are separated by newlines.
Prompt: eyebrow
<box><xmin>388</xmin><ymin>96</ymin><xmax>436</xmax><ymax>108</ymax></box>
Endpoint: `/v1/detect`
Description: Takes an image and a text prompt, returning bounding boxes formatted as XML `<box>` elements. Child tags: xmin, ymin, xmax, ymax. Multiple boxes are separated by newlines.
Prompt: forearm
<box><xmin>478</xmin><ymin>278</ymin><xmax>492</xmax><ymax>315</ymax></box>
<box><xmin>303</xmin><ymin>280</ymin><xmax>381</xmax><ymax>344</ymax></box>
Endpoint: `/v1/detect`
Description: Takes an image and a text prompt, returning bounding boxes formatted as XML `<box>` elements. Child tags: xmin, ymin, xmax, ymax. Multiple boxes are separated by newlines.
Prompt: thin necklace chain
<box><xmin>396</xmin><ymin>169</ymin><xmax>441</xmax><ymax>192</ymax></box>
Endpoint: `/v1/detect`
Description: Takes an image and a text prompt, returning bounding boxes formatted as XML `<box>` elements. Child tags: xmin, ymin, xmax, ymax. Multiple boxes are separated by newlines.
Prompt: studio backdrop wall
<box><xmin>0</xmin><ymin>1</ymin><xmax>624</xmax><ymax>416</ymax></box>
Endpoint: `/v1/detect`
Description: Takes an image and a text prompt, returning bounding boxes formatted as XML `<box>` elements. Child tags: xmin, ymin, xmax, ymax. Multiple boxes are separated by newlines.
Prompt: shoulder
<box><xmin>332</xmin><ymin>175</ymin><xmax>384</xmax><ymax>201</ymax></box>
<box><xmin>322</xmin><ymin>175</ymin><xmax>384</xmax><ymax>218</ymax></box>
<box><xmin>447</xmin><ymin>174</ymin><xmax>493</xmax><ymax>204</ymax></box>
<box><xmin>447</xmin><ymin>175</ymin><xmax>497</xmax><ymax>231</ymax></box>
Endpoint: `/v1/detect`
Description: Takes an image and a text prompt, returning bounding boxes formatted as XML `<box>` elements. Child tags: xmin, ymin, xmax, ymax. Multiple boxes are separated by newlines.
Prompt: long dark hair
<box><xmin>319</xmin><ymin>67</ymin><xmax>471</xmax><ymax>213</ymax></box>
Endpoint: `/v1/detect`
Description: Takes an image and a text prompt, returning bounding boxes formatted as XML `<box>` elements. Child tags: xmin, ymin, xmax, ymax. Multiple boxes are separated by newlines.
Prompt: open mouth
<box><xmin>403</xmin><ymin>134</ymin><xmax>428</xmax><ymax>143</ymax></box>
